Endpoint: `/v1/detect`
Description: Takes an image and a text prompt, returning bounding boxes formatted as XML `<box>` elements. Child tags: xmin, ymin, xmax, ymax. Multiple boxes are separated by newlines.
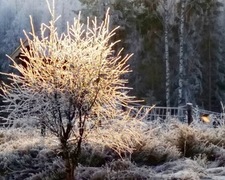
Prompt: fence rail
<box><xmin>127</xmin><ymin>103</ymin><xmax>224</xmax><ymax>126</ymax></box>
<box><xmin>0</xmin><ymin>102</ymin><xmax>224</xmax><ymax>127</ymax></box>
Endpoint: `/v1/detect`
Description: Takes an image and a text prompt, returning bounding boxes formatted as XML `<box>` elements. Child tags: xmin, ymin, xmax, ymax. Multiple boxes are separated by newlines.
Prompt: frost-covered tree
<box><xmin>178</xmin><ymin>0</ymin><xmax>185</xmax><ymax>106</ymax></box>
<box><xmin>162</xmin><ymin>0</ymin><xmax>172</xmax><ymax>107</ymax></box>
<box><xmin>126</xmin><ymin>0</ymin><xmax>165</xmax><ymax>105</ymax></box>
<box><xmin>0</xmin><ymin>3</ymin><xmax>135</xmax><ymax>179</ymax></box>
<box><xmin>0</xmin><ymin>0</ymin><xmax>82</xmax><ymax>70</ymax></box>
<box><xmin>180</xmin><ymin>0</ymin><xmax>224</xmax><ymax>110</ymax></box>
<box><xmin>198</xmin><ymin>0</ymin><xmax>224</xmax><ymax>111</ymax></box>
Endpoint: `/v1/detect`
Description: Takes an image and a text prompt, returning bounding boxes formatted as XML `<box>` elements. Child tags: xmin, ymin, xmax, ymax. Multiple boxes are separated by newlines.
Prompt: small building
<box><xmin>9</xmin><ymin>39</ymin><xmax>29</xmax><ymax>68</ymax></box>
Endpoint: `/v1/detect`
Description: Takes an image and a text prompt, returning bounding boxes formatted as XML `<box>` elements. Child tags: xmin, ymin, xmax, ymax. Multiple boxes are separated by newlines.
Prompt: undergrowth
<box><xmin>1</xmin><ymin>118</ymin><xmax>225</xmax><ymax>179</ymax></box>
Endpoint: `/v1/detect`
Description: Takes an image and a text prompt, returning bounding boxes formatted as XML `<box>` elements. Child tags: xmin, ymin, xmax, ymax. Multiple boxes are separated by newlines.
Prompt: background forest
<box><xmin>1</xmin><ymin>0</ymin><xmax>225</xmax><ymax>112</ymax></box>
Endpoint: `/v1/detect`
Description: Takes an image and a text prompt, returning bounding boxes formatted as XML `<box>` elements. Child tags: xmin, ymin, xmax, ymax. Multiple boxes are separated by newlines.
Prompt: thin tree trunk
<box><xmin>178</xmin><ymin>0</ymin><xmax>185</xmax><ymax>106</ymax></box>
<box><xmin>61</xmin><ymin>139</ymin><xmax>74</xmax><ymax>180</ymax></box>
<box><xmin>164</xmin><ymin>0</ymin><xmax>170</xmax><ymax>107</ymax></box>
<box><xmin>208</xmin><ymin>26</ymin><xmax>212</xmax><ymax>110</ymax></box>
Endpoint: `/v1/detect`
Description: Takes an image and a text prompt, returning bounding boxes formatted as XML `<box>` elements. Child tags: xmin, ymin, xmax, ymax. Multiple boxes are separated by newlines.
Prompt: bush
<box><xmin>0</xmin><ymin>1</ymin><xmax>136</xmax><ymax>179</ymax></box>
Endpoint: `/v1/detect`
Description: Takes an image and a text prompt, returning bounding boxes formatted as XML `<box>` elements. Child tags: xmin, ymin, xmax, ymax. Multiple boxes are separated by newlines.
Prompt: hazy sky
<box><xmin>0</xmin><ymin>0</ymin><xmax>82</xmax><ymax>56</ymax></box>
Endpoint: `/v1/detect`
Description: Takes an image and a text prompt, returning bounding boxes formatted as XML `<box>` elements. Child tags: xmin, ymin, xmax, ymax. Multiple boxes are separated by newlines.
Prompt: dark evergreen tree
<box><xmin>196</xmin><ymin>0</ymin><xmax>223</xmax><ymax>111</ymax></box>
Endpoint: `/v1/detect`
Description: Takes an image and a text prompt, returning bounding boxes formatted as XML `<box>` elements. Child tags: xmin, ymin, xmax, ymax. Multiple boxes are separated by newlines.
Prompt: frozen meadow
<box><xmin>0</xmin><ymin>119</ymin><xmax>225</xmax><ymax>179</ymax></box>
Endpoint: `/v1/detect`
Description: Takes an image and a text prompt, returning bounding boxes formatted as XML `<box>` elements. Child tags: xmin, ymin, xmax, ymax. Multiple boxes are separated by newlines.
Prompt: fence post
<box><xmin>187</xmin><ymin>103</ymin><xmax>193</xmax><ymax>125</ymax></box>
